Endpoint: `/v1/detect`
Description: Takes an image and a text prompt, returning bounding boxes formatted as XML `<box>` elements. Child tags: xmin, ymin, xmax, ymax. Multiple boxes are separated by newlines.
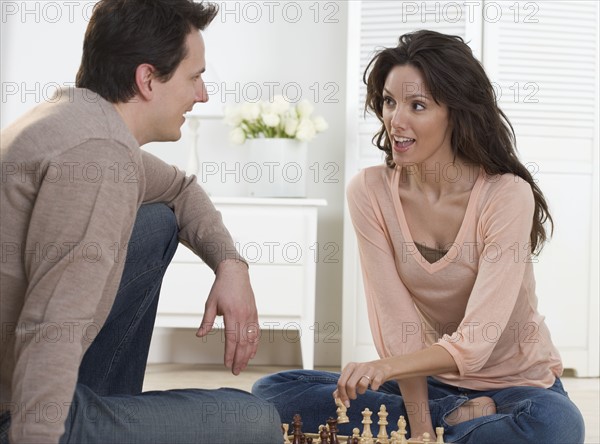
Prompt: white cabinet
<box><xmin>156</xmin><ymin>197</ymin><xmax>326</xmax><ymax>370</ymax></box>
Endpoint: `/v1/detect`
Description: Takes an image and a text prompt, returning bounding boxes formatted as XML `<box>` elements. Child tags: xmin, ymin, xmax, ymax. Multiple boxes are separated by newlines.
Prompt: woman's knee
<box><xmin>520</xmin><ymin>391</ymin><xmax>585</xmax><ymax>444</ymax></box>
<box><xmin>252</xmin><ymin>370</ymin><xmax>340</xmax><ymax>399</ymax></box>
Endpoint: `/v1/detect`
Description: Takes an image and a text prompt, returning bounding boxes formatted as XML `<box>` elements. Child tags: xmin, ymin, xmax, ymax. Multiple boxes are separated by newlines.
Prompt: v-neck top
<box><xmin>347</xmin><ymin>165</ymin><xmax>562</xmax><ymax>390</ymax></box>
<box><xmin>414</xmin><ymin>242</ymin><xmax>448</xmax><ymax>264</ymax></box>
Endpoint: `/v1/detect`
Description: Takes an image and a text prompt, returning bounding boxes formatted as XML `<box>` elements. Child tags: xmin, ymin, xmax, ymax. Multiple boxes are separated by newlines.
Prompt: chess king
<box><xmin>252</xmin><ymin>30</ymin><xmax>585</xmax><ymax>444</ymax></box>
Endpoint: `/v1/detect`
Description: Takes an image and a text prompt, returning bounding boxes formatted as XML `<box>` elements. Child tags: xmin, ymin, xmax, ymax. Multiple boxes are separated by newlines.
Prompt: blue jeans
<box><xmin>252</xmin><ymin>370</ymin><xmax>585</xmax><ymax>444</ymax></box>
<box><xmin>1</xmin><ymin>204</ymin><xmax>281</xmax><ymax>444</ymax></box>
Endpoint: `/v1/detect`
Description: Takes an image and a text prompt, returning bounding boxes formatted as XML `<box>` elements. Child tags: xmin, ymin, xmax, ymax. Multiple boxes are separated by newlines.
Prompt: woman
<box><xmin>252</xmin><ymin>30</ymin><xmax>585</xmax><ymax>443</ymax></box>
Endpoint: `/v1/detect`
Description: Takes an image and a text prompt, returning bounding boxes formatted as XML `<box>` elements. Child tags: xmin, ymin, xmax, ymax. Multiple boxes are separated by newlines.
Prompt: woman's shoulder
<box><xmin>348</xmin><ymin>164</ymin><xmax>393</xmax><ymax>190</ymax></box>
<box><xmin>481</xmin><ymin>171</ymin><xmax>533</xmax><ymax>196</ymax></box>
<box><xmin>479</xmin><ymin>171</ymin><xmax>534</xmax><ymax>210</ymax></box>
<box><xmin>346</xmin><ymin>164</ymin><xmax>394</xmax><ymax>208</ymax></box>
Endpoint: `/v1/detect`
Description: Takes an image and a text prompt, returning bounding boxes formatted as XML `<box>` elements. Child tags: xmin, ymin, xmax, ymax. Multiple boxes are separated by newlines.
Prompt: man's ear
<box><xmin>135</xmin><ymin>64</ymin><xmax>156</xmax><ymax>101</ymax></box>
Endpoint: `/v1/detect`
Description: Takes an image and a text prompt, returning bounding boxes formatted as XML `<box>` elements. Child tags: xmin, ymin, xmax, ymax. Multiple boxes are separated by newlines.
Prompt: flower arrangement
<box><xmin>224</xmin><ymin>95</ymin><xmax>328</xmax><ymax>145</ymax></box>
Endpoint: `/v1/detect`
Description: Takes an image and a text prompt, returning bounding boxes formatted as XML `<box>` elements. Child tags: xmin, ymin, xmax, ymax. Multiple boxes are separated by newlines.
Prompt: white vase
<box><xmin>245</xmin><ymin>138</ymin><xmax>308</xmax><ymax>198</ymax></box>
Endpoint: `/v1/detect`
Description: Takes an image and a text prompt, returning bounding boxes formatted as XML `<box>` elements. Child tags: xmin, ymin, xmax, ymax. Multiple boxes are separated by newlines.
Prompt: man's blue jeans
<box><xmin>1</xmin><ymin>204</ymin><xmax>282</xmax><ymax>443</ymax></box>
<box><xmin>252</xmin><ymin>370</ymin><xmax>585</xmax><ymax>443</ymax></box>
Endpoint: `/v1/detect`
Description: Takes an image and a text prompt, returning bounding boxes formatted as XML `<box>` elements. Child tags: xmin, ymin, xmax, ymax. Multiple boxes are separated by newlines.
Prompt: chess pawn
<box><xmin>282</xmin><ymin>423</ymin><xmax>291</xmax><ymax>444</ymax></box>
<box><xmin>396</xmin><ymin>416</ymin><xmax>408</xmax><ymax>444</ymax></box>
<box><xmin>422</xmin><ymin>432</ymin><xmax>431</xmax><ymax>443</ymax></box>
<box><xmin>319</xmin><ymin>424</ymin><xmax>328</xmax><ymax>444</ymax></box>
<box><xmin>377</xmin><ymin>404</ymin><xmax>389</xmax><ymax>444</ymax></box>
<box><xmin>326</xmin><ymin>417</ymin><xmax>339</xmax><ymax>444</ymax></box>
<box><xmin>306</xmin><ymin>438</ymin><xmax>313</xmax><ymax>444</ymax></box>
<box><xmin>292</xmin><ymin>414</ymin><xmax>303</xmax><ymax>444</ymax></box>
<box><xmin>435</xmin><ymin>427</ymin><xmax>444</xmax><ymax>444</ymax></box>
<box><xmin>361</xmin><ymin>408</ymin><xmax>374</xmax><ymax>444</ymax></box>
<box><xmin>335</xmin><ymin>398</ymin><xmax>350</xmax><ymax>424</ymax></box>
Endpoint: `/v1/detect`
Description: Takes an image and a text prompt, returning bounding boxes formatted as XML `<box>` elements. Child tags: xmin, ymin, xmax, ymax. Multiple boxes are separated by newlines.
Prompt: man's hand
<box><xmin>196</xmin><ymin>259</ymin><xmax>259</xmax><ymax>375</ymax></box>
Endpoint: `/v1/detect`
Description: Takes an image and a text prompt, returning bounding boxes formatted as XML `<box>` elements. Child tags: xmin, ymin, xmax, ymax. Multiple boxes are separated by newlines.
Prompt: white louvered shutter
<box><xmin>483</xmin><ymin>1</ymin><xmax>599</xmax><ymax>376</ymax></box>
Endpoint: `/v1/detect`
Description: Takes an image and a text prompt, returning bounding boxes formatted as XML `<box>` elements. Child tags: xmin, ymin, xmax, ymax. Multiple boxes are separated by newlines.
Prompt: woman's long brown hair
<box><xmin>364</xmin><ymin>30</ymin><xmax>553</xmax><ymax>254</ymax></box>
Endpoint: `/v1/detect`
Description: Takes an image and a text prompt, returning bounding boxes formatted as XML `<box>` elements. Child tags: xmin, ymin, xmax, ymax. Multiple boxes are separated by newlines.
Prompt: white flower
<box><xmin>284</xmin><ymin>116</ymin><xmax>299</xmax><ymax>137</ymax></box>
<box><xmin>240</xmin><ymin>102</ymin><xmax>261</xmax><ymax>121</ymax></box>
<box><xmin>224</xmin><ymin>105</ymin><xmax>243</xmax><ymax>126</ymax></box>
<box><xmin>296</xmin><ymin>100</ymin><xmax>314</xmax><ymax>118</ymax></box>
<box><xmin>312</xmin><ymin>116</ymin><xmax>329</xmax><ymax>132</ymax></box>
<box><xmin>295</xmin><ymin>119</ymin><xmax>317</xmax><ymax>142</ymax></box>
<box><xmin>223</xmin><ymin>98</ymin><xmax>327</xmax><ymax>143</ymax></box>
<box><xmin>230</xmin><ymin>127</ymin><xmax>246</xmax><ymax>145</ymax></box>
<box><xmin>262</xmin><ymin>113</ymin><xmax>280</xmax><ymax>127</ymax></box>
<box><xmin>270</xmin><ymin>95</ymin><xmax>291</xmax><ymax>115</ymax></box>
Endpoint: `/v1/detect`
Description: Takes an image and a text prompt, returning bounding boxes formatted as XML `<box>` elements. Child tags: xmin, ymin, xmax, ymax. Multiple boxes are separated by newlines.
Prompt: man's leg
<box><xmin>77</xmin><ymin>203</ymin><xmax>179</xmax><ymax>395</ymax></box>
<box><xmin>63</xmin><ymin>203</ymin><xmax>282</xmax><ymax>443</ymax></box>
<box><xmin>61</xmin><ymin>384</ymin><xmax>282</xmax><ymax>444</ymax></box>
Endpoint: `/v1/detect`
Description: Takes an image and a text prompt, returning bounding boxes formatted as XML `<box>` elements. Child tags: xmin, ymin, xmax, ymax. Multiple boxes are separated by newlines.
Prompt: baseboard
<box><xmin>148</xmin><ymin>327</ymin><xmax>342</xmax><ymax>368</ymax></box>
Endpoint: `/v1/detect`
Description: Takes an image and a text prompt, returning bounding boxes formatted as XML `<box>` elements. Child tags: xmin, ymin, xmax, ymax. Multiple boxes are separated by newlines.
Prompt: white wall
<box><xmin>1</xmin><ymin>1</ymin><xmax>349</xmax><ymax>367</ymax></box>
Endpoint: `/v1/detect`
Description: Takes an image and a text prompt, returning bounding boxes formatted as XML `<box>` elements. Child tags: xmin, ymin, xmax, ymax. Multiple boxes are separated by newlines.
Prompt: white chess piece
<box><xmin>377</xmin><ymin>404</ymin><xmax>389</xmax><ymax>444</ymax></box>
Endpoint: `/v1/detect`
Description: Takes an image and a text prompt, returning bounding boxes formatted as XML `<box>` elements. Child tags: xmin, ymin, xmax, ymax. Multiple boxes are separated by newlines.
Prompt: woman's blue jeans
<box><xmin>1</xmin><ymin>204</ymin><xmax>282</xmax><ymax>444</ymax></box>
<box><xmin>252</xmin><ymin>369</ymin><xmax>585</xmax><ymax>444</ymax></box>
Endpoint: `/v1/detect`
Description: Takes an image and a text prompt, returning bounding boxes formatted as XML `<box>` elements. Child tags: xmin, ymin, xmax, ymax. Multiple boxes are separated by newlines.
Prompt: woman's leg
<box><xmin>252</xmin><ymin>370</ymin><xmax>407</xmax><ymax>436</ymax></box>
<box><xmin>441</xmin><ymin>378</ymin><xmax>585</xmax><ymax>444</ymax></box>
<box><xmin>252</xmin><ymin>370</ymin><xmax>472</xmax><ymax>439</ymax></box>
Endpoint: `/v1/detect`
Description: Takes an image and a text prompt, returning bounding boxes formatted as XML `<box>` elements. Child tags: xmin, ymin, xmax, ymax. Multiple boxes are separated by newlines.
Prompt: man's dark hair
<box><xmin>76</xmin><ymin>0</ymin><xmax>218</xmax><ymax>103</ymax></box>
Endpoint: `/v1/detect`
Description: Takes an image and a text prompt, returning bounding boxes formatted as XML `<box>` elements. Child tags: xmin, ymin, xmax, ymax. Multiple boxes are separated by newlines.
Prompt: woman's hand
<box><xmin>334</xmin><ymin>359</ymin><xmax>394</xmax><ymax>408</ymax></box>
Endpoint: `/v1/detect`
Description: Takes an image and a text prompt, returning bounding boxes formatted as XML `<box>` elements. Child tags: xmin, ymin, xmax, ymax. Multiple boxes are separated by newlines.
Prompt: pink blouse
<box><xmin>347</xmin><ymin>165</ymin><xmax>563</xmax><ymax>390</ymax></box>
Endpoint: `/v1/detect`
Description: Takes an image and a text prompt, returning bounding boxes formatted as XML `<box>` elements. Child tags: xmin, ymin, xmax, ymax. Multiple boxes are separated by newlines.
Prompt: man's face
<box><xmin>151</xmin><ymin>31</ymin><xmax>207</xmax><ymax>141</ymax></box>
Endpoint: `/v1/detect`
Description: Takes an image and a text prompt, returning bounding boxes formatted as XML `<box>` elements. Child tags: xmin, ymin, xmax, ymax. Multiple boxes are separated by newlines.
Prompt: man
<box><xmin>0</xmin><ymin>0</ymin><xmax>281</xmax><ymax>442</ymax></box>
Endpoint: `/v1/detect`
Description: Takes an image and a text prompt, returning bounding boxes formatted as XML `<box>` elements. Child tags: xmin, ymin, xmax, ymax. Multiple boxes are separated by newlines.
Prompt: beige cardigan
<box><xmin>0</xmin><ymin>88</ymin><xmax>243</xmax><ymax>442</ymax></box>
<box><xmin>347</xmin><ymin>165</ymin><xmax>563</xmax><ymax>391</ymax></box>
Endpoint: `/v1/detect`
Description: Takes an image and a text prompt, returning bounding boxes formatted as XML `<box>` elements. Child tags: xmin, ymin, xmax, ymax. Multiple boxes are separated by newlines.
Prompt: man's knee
<box><xmin>128</xmin><ymin>203</ymin><xmax>178</xmax><ymax>264</ymax></box>
<box><xmin>198</xmin><ymin>389</ymin><xmax>282</xmax><ymax>443</ymax></box>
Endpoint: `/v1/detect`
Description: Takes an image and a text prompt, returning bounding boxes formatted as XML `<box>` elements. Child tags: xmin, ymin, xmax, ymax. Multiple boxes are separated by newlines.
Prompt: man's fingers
<box><xmin>196</xmin><ymin>303</ymin><xmax>217</xmax><ymax>337</ymax></box>
<box><xmin>232</xmin><ymin>322</ymin><xmax>259</xmax><ymax>374</ymax></box>
<box><xmin>223</xmin><ymin>323</ymin><xmax>238</xmax><ymax>369</ymax></box>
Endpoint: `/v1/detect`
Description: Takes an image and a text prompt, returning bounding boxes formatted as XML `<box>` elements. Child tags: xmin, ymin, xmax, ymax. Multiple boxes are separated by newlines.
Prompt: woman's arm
<box><xmin>343</xmin><ymin>170</ymin><xmax>450</xmax><ymax>436</ymax></box>
<box><xmin>397</xmin><ymin>377</ymin><xmax>436</xmax><ymax>440</ymax></box>
<box><xmin>336</xmin><ymin>345</ymin><xmax>456</xmax><ymax>405</ymax></box>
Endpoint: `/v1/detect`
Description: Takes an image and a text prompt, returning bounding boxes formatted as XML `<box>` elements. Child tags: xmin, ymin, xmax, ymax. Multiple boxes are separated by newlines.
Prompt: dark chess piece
<box><xmin>292</xmin><ymin>414</ymin><xmax>303</xmax><ymax>444</ymax></box>
<box><xmin>319</xmin><ymin>424</ymin><xmax>329</xmax><ymax>444</ymax></box>
<box><xmin>327</xmin><ymin>417</ymin><xmax>339</xmax><ymax>444</ymax></box>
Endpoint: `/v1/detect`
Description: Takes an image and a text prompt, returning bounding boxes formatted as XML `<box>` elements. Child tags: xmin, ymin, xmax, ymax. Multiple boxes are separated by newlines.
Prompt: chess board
<box><xmin>282</xmin><ymin>404</ymin><xmax>446</xmax><ymax>444</ymax></box>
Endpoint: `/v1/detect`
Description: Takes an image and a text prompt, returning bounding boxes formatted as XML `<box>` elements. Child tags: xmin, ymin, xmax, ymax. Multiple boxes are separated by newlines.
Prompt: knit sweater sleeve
<box><xmin>140</xmin><ymin>150</ymin><xmax>246</xmax><ymax>271</ymax></box>
<box><xmin>433</xmin><ymin>175</ymin><xmax>535</xmax><ymax>375</ymax></box>
<box><xmin>347</xmin><ymin>169</ymin><xmax>426</xmax><ymax>358</ymax></box>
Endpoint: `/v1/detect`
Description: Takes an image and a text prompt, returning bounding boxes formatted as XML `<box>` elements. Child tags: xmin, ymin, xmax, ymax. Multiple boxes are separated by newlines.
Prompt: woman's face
<box><xmin>382</xmin><ymin>64</ymin><xmax>453</xmax><ymax>167</ymax></box>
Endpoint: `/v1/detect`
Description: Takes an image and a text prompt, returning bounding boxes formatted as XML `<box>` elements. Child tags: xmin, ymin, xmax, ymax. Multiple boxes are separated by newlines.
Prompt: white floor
<box><xmin>144</xmin><ymin>364</ymin><xmax>600</xmax><ymax>443</ymax></box>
